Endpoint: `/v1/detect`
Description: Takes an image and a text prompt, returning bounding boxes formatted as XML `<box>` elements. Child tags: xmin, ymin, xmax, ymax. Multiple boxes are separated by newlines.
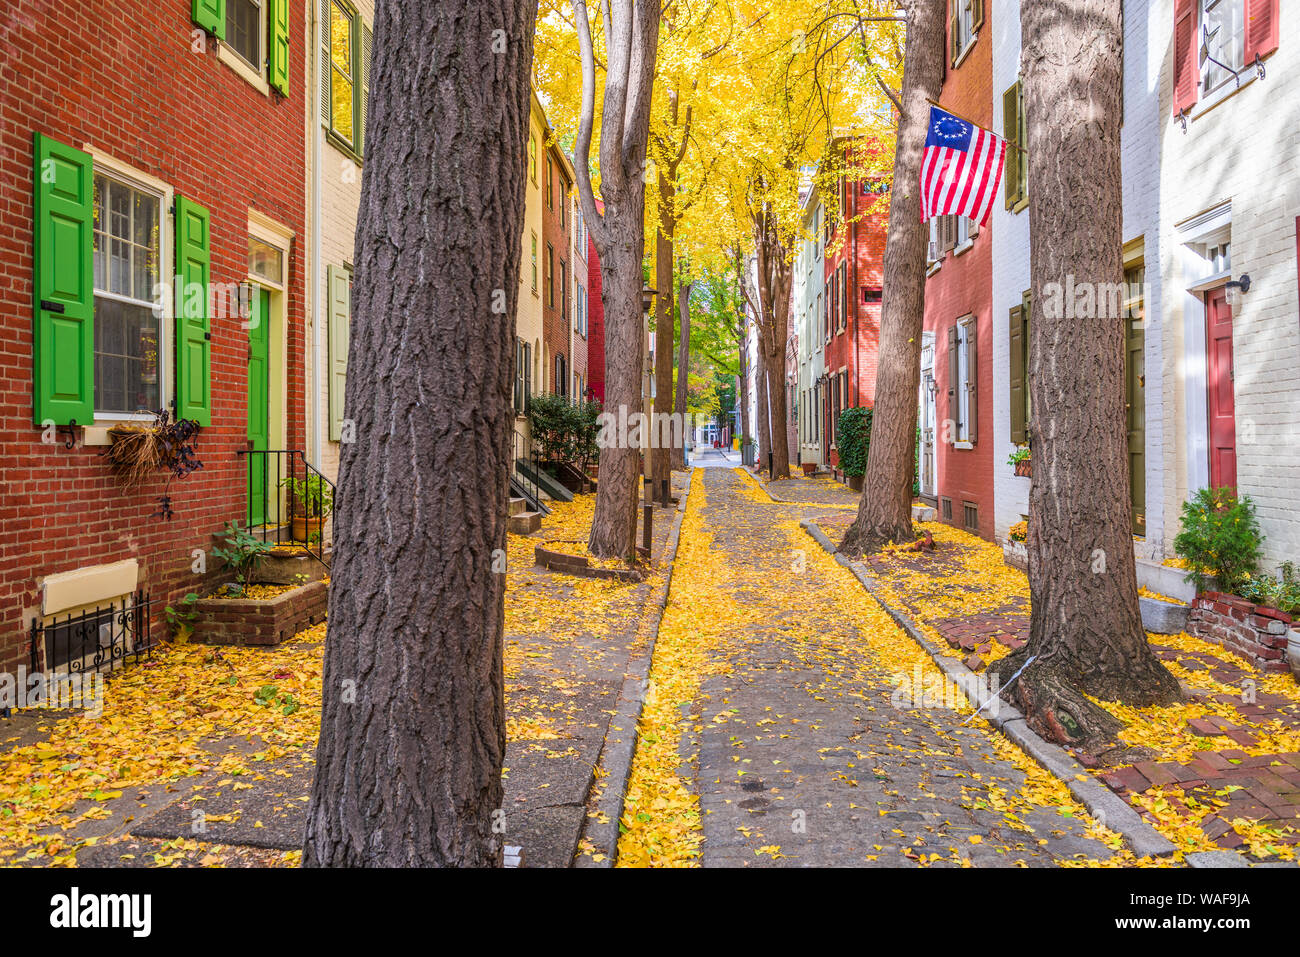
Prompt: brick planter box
<box><xmin>1188</xmin><ymin>591</ymin><xmax>1292</xmax><ymax>673</ymax></box>
<box><xmin>1002</xmin><ymin>539</ymin><xmax>1028</xmax><ymax>572</ymax></box>
<box><xmin>534</xmin><ymin>543</ymin><xmax>645</xmax><ymax>583</ymax></box>
<box><xmin>191</xmin><ymin>580</ymin><xmax>329</xmax><ymax>646</ymax></box>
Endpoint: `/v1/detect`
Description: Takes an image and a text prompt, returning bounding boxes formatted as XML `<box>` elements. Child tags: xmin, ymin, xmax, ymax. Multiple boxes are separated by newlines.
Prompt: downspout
<box><xmin>309</xmin><ymin>0</ymin><xmax>323</xmax><ymax>465</ymax></box>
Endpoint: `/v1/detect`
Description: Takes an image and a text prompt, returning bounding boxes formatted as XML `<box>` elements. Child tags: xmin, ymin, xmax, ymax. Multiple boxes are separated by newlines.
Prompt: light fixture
<box><xmin>1225</xmin><ymin>274</ymin><xmax>1251</xmax><ymax>308</ymax></box>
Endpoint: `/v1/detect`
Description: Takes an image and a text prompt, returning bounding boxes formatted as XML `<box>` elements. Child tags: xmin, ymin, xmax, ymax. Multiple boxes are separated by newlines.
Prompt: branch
<box><xmin>571</xmin><ymin>0</ymin><xmax>607</xmax><ymax>247</ymax></box>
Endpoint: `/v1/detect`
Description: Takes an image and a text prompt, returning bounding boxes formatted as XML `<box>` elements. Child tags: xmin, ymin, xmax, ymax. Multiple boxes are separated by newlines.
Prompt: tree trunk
<box><xmin>652</xmin><ymin>170</ymin><xmax>675</xmax><ymax>503</ymax></box>
<box><xmin>839</xmin><ymin>0</ymin><xmax>945</xmax><ymax>555</ymax></box>
<box><xmin>988</xmin><ymin>0</ymin><xmax>1179</xmax><ymax>755</ymax></box>
<box><xmin>754</xmin><ymin>214</ymin><xmax>792</xmax><ymax>480</ymax></box>
<box><xmin>572</xmin><ymin>0</ymin><xmax>660</xmax><ymax>559</ymax></box>
<box><xmin>754</xmin><ymin>345</ymin><xmax>772</xmax><ymax>474</ymax></box>
<box><xmin>736</xmin><ymin>348</ymin><xmax>750</xmax><ymax>464</ymax></box>
<box><xmin>672</xmin><ymin>278</ymin><xmax>692</xmax><ymax>469</ymax></box>
<box><xmin>303</xmin><ymin>0</ymin><xmax>536</xmax><ymax>867</ymax></box>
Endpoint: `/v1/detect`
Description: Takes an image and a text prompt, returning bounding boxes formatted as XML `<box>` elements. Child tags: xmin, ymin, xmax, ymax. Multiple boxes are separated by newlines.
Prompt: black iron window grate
<box><xmin>30</xmin><ymin>589</ymin><xmax>155</xmax><ymax>678</ymax></box>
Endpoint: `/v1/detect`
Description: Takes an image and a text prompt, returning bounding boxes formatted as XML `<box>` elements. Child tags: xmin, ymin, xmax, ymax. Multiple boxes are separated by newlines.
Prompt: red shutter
<box><xmin>1172</xmin><ymin>0</ymin><xmax>1199</xmax><ymax>116</ymax></box>
<box><xmin>1243</xmin><ymin>0</ymin><xmax>1280</xmax><ymax>63</ymax></box>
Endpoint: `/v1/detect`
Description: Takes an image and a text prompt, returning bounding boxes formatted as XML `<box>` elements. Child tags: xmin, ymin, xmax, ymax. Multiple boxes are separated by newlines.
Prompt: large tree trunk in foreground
<box><xmin>652</xmin><ymin>171</ymin><xmax>676</xmax><ymax>503</ymax></box>
<box><xmin>304</xmin><ymin>0</ymin><xmax>536</xmax><ymax>866</ymax></box>
<box><xmin>988</xmin><ymin>0</ymin><xmax>1179</xmax><ymax>755</ymax></box>
<box><xmin>672</xmin><ymin>279</ymin><xmax>692</xmax><ymax>468</ymax></box>
<box><xmin>840</xmin><ymin>0</ymin><xmax>944</xmax><ymax>554</ymax></box>
<box><xmin>573</xmin><ymin>0</ymin><xmax>660</xmax><ymax>558</ymax></box>
<box><xmin>736</xmin><ymin>340</ymin><xmax>750</xmax><ymax>464</ymax></box>
<box><xmin>754</xmin><ymin>345</ymin><xmax>772</xmax><ymax>473</ymax></box>
<box><xmin>754</xmin><ymin>207</ymin><xmax>793</xmax><ymax>480</ymax></box>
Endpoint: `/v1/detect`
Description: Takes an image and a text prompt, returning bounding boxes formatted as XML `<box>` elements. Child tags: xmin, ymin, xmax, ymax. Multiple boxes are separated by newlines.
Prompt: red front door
<box><xmin>1206</xmin><ymin>288</ymin><xmax>1236</xmax><ymax>491</ymax></box>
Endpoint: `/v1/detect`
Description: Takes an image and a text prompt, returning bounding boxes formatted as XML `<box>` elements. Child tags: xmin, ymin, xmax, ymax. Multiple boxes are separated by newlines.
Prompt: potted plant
<box><xmin>1008</xmin><ymin>446</ymin><xmax>1031</xmax><ymax>478</ymax></box>
<box><xmin>836</xmin><ymin>406</ymin><xmax>872</xmax><ymax>492</ymax></box>
<box><xmin>280</xmin><ymin>474</ymin><xmax>334</xmax><ymax>543</ymax></box>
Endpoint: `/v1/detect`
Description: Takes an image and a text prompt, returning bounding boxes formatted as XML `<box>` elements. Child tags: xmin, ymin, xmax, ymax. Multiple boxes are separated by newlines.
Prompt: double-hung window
<box><xmin>1201</xmin><ymin>0</ymin><xmax>1246</xmax><ymax>94</ymax></box>
<box><xmin>949</xmin><ymin>317</ymin><xmax>977</xmax><ymax>444</ymax></box>
<box><xmin>227</xmin><ymin>0</ymin><xmax>263</xmax><ymax>69</ymax></box>
<box><xmin>323</xmin><ymin>1</ymin><xmax>370</xmax><ymax>157</ymax></box>
<box><xmin>92</xmin><ymin>174</ymin><xmax>162</xmax><ymax>415</ymax></box>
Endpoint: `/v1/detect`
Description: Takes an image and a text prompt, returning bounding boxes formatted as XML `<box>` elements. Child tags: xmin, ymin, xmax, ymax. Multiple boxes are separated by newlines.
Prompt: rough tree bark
<box><xmin>753</xmin><ymin>203</ymin><xmax>793</xmax><ymax>479</ymax></box>
<box><xmin>988</xmin><ymin>0</ymin><xmax>1179</xmax><ymax>755</ymax></box>
<box><xmin>303</xmin><ymin>0</ymin><xmax>536</xmax><ymax>867</ymax></box>
<box><xmin>839</xmin><ymin>0</ymin><xmax>944</xmax><ymax>554</ymax></box>
<box><xmin>573</xmin><ymin>0</ymin><xmax>661</xmax><ymax>558</ymax></box>
<box><xmin>673</xmin><ymin>277</ymin><xmax>693</xmax><ymax>467</ymax></box>
<box><xmin>652</xmin><ymin>170</ymin><xmax>676</xmax><ymax>503</ymax></box>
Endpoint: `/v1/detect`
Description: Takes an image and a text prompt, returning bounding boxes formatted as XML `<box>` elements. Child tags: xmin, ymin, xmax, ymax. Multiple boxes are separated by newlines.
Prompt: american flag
<box><xmin>920</xmin><ymin>105</ymin><xmax>1006</xmax><ymax>226</ymax></box>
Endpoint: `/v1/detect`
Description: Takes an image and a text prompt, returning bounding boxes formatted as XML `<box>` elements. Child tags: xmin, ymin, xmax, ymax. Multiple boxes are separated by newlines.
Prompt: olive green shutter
<box><xmin>359</xmin><ymin>22</ymin><xmax>372</xmax><ymax>155</ymax></box>
<box><xmin>1009</xmin><ymin>303</ymin><xmax>1026</xmax><ymax>444</ymax></box>
<box><xmin>192</xmin><ymin>0</ymin><xmax>226</xmax><ymax>38</ymax></box>
<box><xmin>320</xmin><ymin>0</ymin><xmax>332</xmax><ymax>129</ymax></box>
<box><xmin>268</xmin><ymin>0</ymin><xmax>290</xmax><ymax>95</ymax></box>
<box><xmin>971</xmin><ymin>0</ymin><xmax>984</xmax><ymax>31</ymax></box>
<box><xmin>327</xmin><ymin>265</ymin><xmax>350</xmax><ymax>440</ymax></box>
<box><xmin>33</xmin><ymin>133</ymin><xmax>95</xmax><ymax>426</ymax></box>
<box><xmin>946</xmin><ymin>324</ymin><xmax>959</xmax><ymax>441</ymax></box>
<box><xmin>949</xmin><ymin>0</ymin><xmax>960</xmax><ymax>64</ymax></box>
<box><xmin>174</xmin><ymin>195</ymin><xmax>212</xmax><ymax>426</ymax></box>
<box><xmin>966</xmin><ymin>321</ymin><xmax>978</xmax><ymax>443</ymax></box>
<box><xmin>1003</xmin><ymin>84</ymin><xmax>1021</xmax><ymax>209</ymax></box>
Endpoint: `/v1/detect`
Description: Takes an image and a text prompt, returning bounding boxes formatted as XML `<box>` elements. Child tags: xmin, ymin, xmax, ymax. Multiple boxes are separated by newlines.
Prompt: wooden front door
<box><xmin>246</xmin><ymin>286</ymin><xmax>270</xmax><ymax>527</ymax></box>
<box><xmin>1206</xmin><ymin>287</ymin><xmax>1236</xmax><ymax>491</ymax></box>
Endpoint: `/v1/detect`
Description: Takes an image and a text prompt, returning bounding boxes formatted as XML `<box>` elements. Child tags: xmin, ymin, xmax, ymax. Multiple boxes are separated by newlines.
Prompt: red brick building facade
<box><xmin>922</xmin><ymin>1</ymin><xmax>996</xmax><ymax>538</ymax></box>
<box><xmin>586</xmin><ymin>210</ymin><xmax>606</xmax><ymax>402</ymax></box>
<box><xmin>541</xmin><ymin>142</ymin><xmax>573</xmax><ymax>396</ymax></box>
<box><xmin>1</xmin><ymin>1</ymin><xmax>308</xmax><ymax>673</ymax></box>
<box><xmin>822</xmin><ymin>140</ymin><xmax>888</xmax><ymax>477</ymax></box>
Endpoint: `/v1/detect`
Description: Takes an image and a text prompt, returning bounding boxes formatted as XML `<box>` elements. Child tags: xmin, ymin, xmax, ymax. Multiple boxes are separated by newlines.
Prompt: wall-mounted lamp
<box><xmin>1225</xmin><ymin>274</ymin><xmax>1251</xmax><ymax>308</ymax></box>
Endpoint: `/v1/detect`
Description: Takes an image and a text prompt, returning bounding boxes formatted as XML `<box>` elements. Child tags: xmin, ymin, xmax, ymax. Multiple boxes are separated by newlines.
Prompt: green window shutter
<box><xmin>1003</xmin><ymin>84</ymin><xmax>1020</xmax><ymax>209</ymax></box>
<box><xmin>327</xmin><ymin>265</ymin><xmax>350</xmax><ymax>440</ymax></box>
<box><xmin>174</xmin><ymin>195</ymin><xmax>213</xmax><ymax>426</ymax></box>
<box><xmin>949</xmin><ymin>0</ymin><xmax>960</xmax><ymax>64</ymax></box>
<box><xmin>972</xmin><ymin>0</ymin><xmax>984</xmax><ymax>31</ymax></box>
<box><xmin>192</xmin><ymin>0</ymin><xmax>226</xmax><ymax>39</ymax></box>
<box><xmin>359</xmin><ymin>21</ymin><xmax>371</xmax><ymax>155</ymax></box>
<box><xmin>1009</xmin><ymin>304</ymin><xmax>1025</xmax><ymax>443</ymax></box>
<box><xmin>33</xmin><ymin>133</ymin><xmax>95</xmax><ymax>427</ymax></box>
<box><xmin>320</xmin><ymin>0</ymin><xmax>332</xmax><ymax>129</ymax></box>
<box><xmin>268</xmin><ymin>0</ymin><xmax>290</xmax><ymax>95</ymax></box>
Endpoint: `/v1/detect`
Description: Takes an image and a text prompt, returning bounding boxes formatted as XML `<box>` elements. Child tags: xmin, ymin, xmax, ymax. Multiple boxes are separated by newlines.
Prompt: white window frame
<box><xmin>953</xmin><ymin>0</ymin><xmax>978</xmax><ymax>63</ymax></box>
<box><xmin>86</xmin><ymin>150</ymin><xmax>173</xmax><ymax>425</ymax></box>
<box><xmin>219</xmin><ymin>0</ymin><xmax>270</xmax><ymax>94</ymax></box>
<box><xmin>1200</xmin><ymin>0</ymin><xmax>1246</xmax><ymax>95</ymax></box>
<box><xmin>956</xmin><ymin>316</ymin><xmax>973</xmax><ymax>443</ymax></box>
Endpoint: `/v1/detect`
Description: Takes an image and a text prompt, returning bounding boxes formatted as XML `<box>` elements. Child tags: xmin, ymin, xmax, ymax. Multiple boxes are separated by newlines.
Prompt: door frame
<box><xmin>919</xmin><ymin>332</ymin><xmax>937</xmax><ymax>501</ymax></box>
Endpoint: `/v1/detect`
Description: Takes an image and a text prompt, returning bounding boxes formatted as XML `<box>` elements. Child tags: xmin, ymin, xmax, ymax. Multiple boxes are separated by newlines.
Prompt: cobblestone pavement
<box><xmin>675</xmin><ymin>468</ymin><xmax>1120</xmax><ymax>867</ymax></box>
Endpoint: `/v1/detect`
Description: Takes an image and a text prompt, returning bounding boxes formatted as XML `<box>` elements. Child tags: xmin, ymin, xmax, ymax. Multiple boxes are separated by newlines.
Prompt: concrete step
<box><xmin>509</xmin><ymin>511</ymin><xmax>542</xmax><ymax>535</ymax></box>
<box><xmin>911</xmin><ymin>503</ymin><xmax>936</xmax><ymax>523</ymax></box>
<box><xmin>509</xmin><ymin>496</ymin><xmax>528</xmax><ymax>517</ymax></box>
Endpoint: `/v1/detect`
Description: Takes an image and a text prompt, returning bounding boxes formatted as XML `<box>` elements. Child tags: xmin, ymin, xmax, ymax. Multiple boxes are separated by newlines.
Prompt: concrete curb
<box><xmin>742</xmin><ymin>468</ymin><xmax>856</xmax><ymax>507</ymax></box>
<box><xmin>575</xmin><ymin>471</ymin><xmax>694</xmax><ymax>868</ymax></box>
<box><xmin>800</xmin><ymin>518</ymin><xmax>1179</xmax><ymax>861</ymax></box>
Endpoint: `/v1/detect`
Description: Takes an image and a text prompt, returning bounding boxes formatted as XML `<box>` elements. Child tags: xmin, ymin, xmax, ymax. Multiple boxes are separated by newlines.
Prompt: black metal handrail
<box><xmin>235</xmin><ymin>449</ymin><xmax>336</xmax><ymax>569</ymax></box>
<box><xmin>29</xmin><ymin>589</ymin><xmax>154</xmax><ymax>679</ymax></box>
<box><xmin>512</xmin><ymin>424</ymin><xmax>549</xmax><ymax>515</ymax></box>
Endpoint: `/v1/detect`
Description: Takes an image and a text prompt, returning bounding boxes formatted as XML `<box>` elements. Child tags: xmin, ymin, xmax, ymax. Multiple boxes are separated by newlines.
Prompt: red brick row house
<box><xmin>1</xmin><ymin>0</ymin><xmax>308</xmax><ymax>675</ymax></box>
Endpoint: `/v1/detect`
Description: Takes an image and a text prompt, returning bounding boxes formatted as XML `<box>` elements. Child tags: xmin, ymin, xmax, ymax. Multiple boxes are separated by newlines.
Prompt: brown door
<box><xmin>1206</xmin><ymin>288</ymin><xmax>1236</xmax><ymax>491</ymax></box>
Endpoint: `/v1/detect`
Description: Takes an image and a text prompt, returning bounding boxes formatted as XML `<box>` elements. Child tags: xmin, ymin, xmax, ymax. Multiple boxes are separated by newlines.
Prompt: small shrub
<box><xmin>1007</xmin><ymin>446</ymin><xmax>1030</xmax><ymax>467</ymax></box>
<box><xmin>211</xmin><ymin>522</ymin><xmax>277</xmax><ymax>588</ymax></box>
<box><xmin>1172</xmin><ymin>487</ymin><xmax>1263</xmax><ymax>593</ymax></box>
<box><xmin>836</xmin><ymin>406</ymin><xmax>872</xmax><ymax>478</ymax></box>
<box><xmin>164</xmin><ymin>592</ymin><xmax>200</xmax><ymax>640</ymax></box>
<box><xmin>1008</xmin><ymin>520</ymin><xmax>1028</xmax><ymax>543</ymax></box>
<box><xmin>1237</xmin><ymin>561</ymin><xmax>1300</xmax><ymax>615</ymax></box>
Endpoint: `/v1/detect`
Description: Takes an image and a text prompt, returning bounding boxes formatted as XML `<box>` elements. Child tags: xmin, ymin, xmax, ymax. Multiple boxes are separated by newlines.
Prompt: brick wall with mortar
<box><xmin>0</xmin><ymin>1</ymin><xmax>308</xmax><ymax>672</ymax></box>
<box><xmin>1188</xmin><ymin>592</ymin><xmax>1292</xmax><ymax>673</ymax></box>
<box><xmin>924</xmin><ymin>11</ymin><xmax>996</xmax><ymax>540</ymax></box>
<box><xmin>541</xmin><ymin>143</ymin><xmax>571</xmax><ymax>396</ymax></box>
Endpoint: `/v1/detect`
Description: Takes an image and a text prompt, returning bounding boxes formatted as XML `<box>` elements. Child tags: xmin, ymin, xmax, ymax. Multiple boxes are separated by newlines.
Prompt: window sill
<box><xmin>926</xmin><ymin>261</ymin><xmax>942</xmax><ymax>277</ymax></box>
<box><xmin>954</xmin><ymin>440</ymin><xmax>974</xmax><ymax>450</ymax></box>
<box><xmin>1191</xmin><ymin>69</ymin><xmax>1259</xmax><ymax>122</ymax></box>
<box><xmin>325</xmin><ymin>130</ymin><xmax>364</xmax><ymax>166</ymax></box>
<box><xmin>953</xmin><ymin>238</ymin><xmax>975</xmax><ymax>257</ymax></box>
<box><xmin>218</xmin><ymin>43</ymin><xmax>270</xmax><ymax>96</ymax></box>
<box><xmin>951</xmin><ymin>35</ymin><xmax>978</xmax><ymax>71</ymax></box>
<box><xmin>1011</xmin><ymin>197</ymin><xmax>1028</xmax><ymax>215</ymax></box>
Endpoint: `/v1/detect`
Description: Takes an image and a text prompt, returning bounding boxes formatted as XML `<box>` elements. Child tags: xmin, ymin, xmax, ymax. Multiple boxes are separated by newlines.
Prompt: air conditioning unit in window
<box><xmin>927</xmin><ymin>241</ymin><xmax>940</xmax><ymax>263</ymax></box>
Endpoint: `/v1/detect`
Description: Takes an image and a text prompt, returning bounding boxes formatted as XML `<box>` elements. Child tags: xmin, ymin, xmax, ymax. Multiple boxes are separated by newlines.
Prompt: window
<box><xmin>325</xmin><ymin>1</ymin><xmax>369</xmax><ymax>155</ymax></box>
<box><xmin>227</xmin><ymin>0</ymin><xmax>263</xmax><ymax>68</ymax></box>
<box><xmin>949</xmin><ymin>0</ymin><xmax>983</xmax><ymax>65</ymax></box>
<box><xmin>546</xmin><ymin>243</ymin><xmax>554</xmax><ymax>308</ymax></box>
<box><xmin>1201</xmin><ymin>0</ymin><xmax>1246</xmax><ymax>93</ymax></box>
<box><xmin>955</xmin><ymin>214</ymin><xmax>973</xmax><ymax>248</ymax></box>
<box><xmin>546</xmin><ymin>156</ymin><xmax>554</xmax><ymax>209</ymax></box>
<box><xmin>248</xmin><ymin>236</ymin><xmax>284</xmax><ymax>287</ymax></box>
<box><xmin>837</xmin><ymin>263</ymin><xmax>847</xmax><ymax>332</ymax></box>
<box><xmin>941</xmin><ymin>497</ymin><xmax>953</xmax><ymax>521</ymax></box>
<box><xmin>92</xmin><ymin>174</ymin><xmax>162</xmax><ymax>415</ymax></box>
<box><xmin>963</xmin><ymin>502</ymin><xmax>980</xmax><ymax>532</ymax></box>
<box><xmin>556</xmin><ymin>354</ymin><xmax>567</xmax><ymax>397</ymax></box>
<box><xmin>948</xmin><ymin>317</ymin><xmax>976</xmax><ymax>443</ymax></box>
<box><xmin>863</xmin><ymin>287</ymin><xmax>882</xmax><ymax>304</ymax></box>
<box><xmin>531</xmin><ymin>232</ymin><xmax>539</xmax><ymax>294</ymax></box>
<box><xmin>529</xmin><ymin>134</ymin><xmax>537</xmax><ymax>183</ymax></box>
<box><xmin>560</xmin><ymin>259</ymin><xmax>568</xmax><ymax>320</ymax></box>
<box><xmin>1003</xmin><ymin>80</ymin><xmax>1027</xmax><ymax>210</ymax></box>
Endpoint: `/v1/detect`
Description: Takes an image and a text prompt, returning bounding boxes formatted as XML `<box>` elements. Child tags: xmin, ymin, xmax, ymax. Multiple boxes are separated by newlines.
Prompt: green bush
<box><xmin>527</xmin><ymin>394</ymin><xmax>602</xmax><ymax>475</ymax></box>
<box><xmin>1172</xmin><ymin>487</ymin><xmax>1264</xmax><ymax>593</ymax></box>
<box><xmin>1237</xmin><ymin>561</ymin><xmax>1300</xmax><ymax>615</ymax></box>
<box><xmin>836</xmin><ymin>406</ymin><xmax>872</xmax><ymax>478</ymax></box>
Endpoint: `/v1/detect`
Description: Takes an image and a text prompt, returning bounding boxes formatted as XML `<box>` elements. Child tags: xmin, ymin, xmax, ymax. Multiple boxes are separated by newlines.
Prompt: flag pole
<box><xmin>925</xmin><ymin>97</ymin><xmax>1027</xmax><ymax>155</ymax></box>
